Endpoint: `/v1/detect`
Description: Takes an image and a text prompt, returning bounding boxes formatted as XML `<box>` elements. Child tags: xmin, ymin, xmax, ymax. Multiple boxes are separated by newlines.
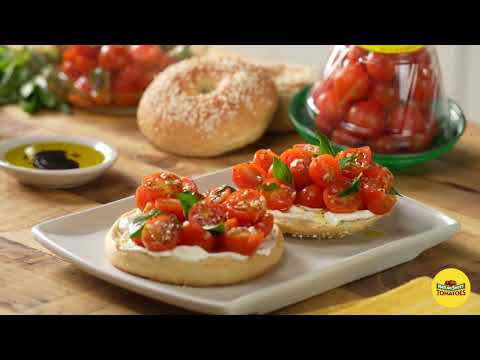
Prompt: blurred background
<box><xmin>217</xmin><ymin>45</ymin><xmax>478</xmax><ymax>122</ymax></box>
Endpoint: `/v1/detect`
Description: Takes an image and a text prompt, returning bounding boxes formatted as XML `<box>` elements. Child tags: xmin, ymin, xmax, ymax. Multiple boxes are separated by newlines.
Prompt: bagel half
<box><xmin>105</xmin><ymin>210</ymin><xmax>284</xmax><ymax>287</ymax></box>
<box><xmin>269</xmin><ymin>207</ymin><xmax>386</xmax><ymax>239</ymax></box>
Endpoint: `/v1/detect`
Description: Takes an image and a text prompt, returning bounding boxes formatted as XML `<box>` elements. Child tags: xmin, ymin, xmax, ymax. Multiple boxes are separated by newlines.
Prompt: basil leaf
<box><xmin>390</xmin><ymin>187</ymin><xmax>403</xmax><ymax>197</ymax></box>
<box><xmin>339</xmin><ymin>174</ymin><xmax>363</xmax><ymax>198</ymax></box>
<box><xmin>339</xmin><ymin>154</ymin><xmax>358</xmax><ymax>170</ymax></box>
<box><xmin>204</xmin><ymin>222</ymin><xmax>225</xmax><ymax>236</ymax></box>
<box><xmin>129</xmin><ymin>208</ymin><xmax>164</xmax><ymax>239</ymax></box>
<box><xmin>271</xmin><ymin>157</ymin><xmax>293</xmax><ymax>186</ymax></box>
<box><xmin>258</xmin><ymin>182</ymin><xmax>280</xmax><ymax>192</ymax></box>
<box><xmin>314</xmin><ymin>131</ymin><xmax>335</xmax><ymax>156</ymax></box>
<box><xmin>177</xmin><ymin>192</ymin><xmax>201</xmax><ymax>217</ymax></box>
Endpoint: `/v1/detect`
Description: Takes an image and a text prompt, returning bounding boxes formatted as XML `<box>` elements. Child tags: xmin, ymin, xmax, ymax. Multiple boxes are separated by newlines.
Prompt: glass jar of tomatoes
<box><xmin>51</xmin><ymin>45</ymin><xmax>200</xmax><ymax>109</ymax></box>
<box><xmin>307</xmin><ymin>45</ymin><xmax>448</xmax><ymax>154</ymax></box>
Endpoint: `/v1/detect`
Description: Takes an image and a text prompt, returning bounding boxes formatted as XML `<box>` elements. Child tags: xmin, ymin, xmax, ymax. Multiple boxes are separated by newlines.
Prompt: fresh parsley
<box><xmin>271</xmin><ymin>157</ymin><xmax>293</xmax><ymax>186</ymax></box>
<box><xmin>339</xmin><ymin>174</ymin><xmax>363</xmax><ymax>197</ymax></box>
<box><xmin>177</xmin><ymin>191</ymin><xmax>201</xmax><ymax>217</ymax></box>
<box><xmin>129</xmin><ymin>208</ymin><xmax>164</xmax><ymax>239</ymax></box>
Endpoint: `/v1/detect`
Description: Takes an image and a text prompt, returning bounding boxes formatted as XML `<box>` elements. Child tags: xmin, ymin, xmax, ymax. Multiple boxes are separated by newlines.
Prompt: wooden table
<box><xmin>1</xmin><ymin>100</ymin><xmax>479</xmax><ymax>315</ymax></box>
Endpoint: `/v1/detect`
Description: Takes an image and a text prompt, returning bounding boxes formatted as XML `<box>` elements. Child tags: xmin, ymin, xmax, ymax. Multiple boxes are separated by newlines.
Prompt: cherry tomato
<box><xmin>365</xmin><ymin>53</ymin><xmax>396</xmax><ymax>82</ymax></box>
<box><xmin>254</xmin><ymin>213</ymin><xmax>274</xmax><ymax>237</ymax></box>
<box><xmin>363</xmin><ymin>164</ymin><xmax>394</xmax><ymax>192</ymax></box>
<box><xmin>414</xmin><ymin>48</ymin><xmax>432</xmax><ymax>66</ymax></box>
<box><xmin>323</xmin><ymin>178</ymin><xmax>362</xmax><ymax>213</ymax></box>
<box><xmin>188</xmin><ymin>201</ymin><xmax>226</xmax><ymax>229</ymax></box>
<box><xmin>130</xmin><ymin>45</ymin><xmax>172</xmax><ymax>69</ymax></box>
<box><xmin>254</xmin><ymin>149</ymin><xmax>278</xmax><ymax>172</ymax></box>
<box><xmin>344</xmin><ymin>46</ymin><xmax>366</xmax><ymax>66</ymax></box>
<box><xmin>61</xmin><ymin>60</ymin><xmax>81</xmax><ymax>79</ymax></box>
<box><xmin>335</xmin><ymin>146</ymin><xmax>372</xmax><ymax>178</ymax></box>
<box><xmin>363</xmin><ymin>189</ymin><xmax>397</xmax><ymax>215</ymax></box>
<box><xmin>180</xmin><ymin>177</ymin><xmax>198</xmax><ymax>193</ymax></box>
<box><xmin>408</xmin><ymin>131</ymin><xmax>434</xmax><ymax>152</ymax></box>
<box><xmin>141</xmin><ymin>214</ymin><xmax>182</xmax><ymax>252</ymax></box>
<box><xmin>370</xmin><ymin>81</ymin><xmax>399</xmax><ymax>110</ymax></box>
<box><xmin>308</xmin><ymin>154</ymin><xmax>340</xmax><ymax>188</ymax></box>
<box><xmin>387</xmin><ymin>103</ymin><xmax>425</xmax><ymax>135</ymax></box>
<box><xmin>312</xmin><ymin>79</ymin><xmax>333</xmax><ymax>100</ymax></box>
<box><xmin>314</xmin><ymin>90</ymin><xmax>348</xmax><ymax>123</ymax></box>
<box><xmin>293</xmin><ymin>144</ymin><xmax>321</xmax><ymax>157</ymax></box>
<box><xmin>332</xmin><ymin>63</ymin><xmax>371</xmax><ymax>103</ymax></box>
<box><xmin>345</xmin><ymin>100</ymin><xmax>385</xmax><ymax>139</ymax></box>
<box><xmin>205</xmin><ymin>185</ymin><xmax>236</xmax><ymax>205</ymax></box>
<box><xmin>63</xmin><ymin>45</ymin><xmax>99</xmax><ymax>61</ymax></box>
<box><xmin>232</xmin><ymin>162</ymin><xmax>267</xmax><ymax>189</ymax></box>
<box><xmin>73</xmin><ymin>76</ymin><xmax>92</xmax><ymax>94</ymax></box>
<box><xmin>131</xmin><ymin>233</ymin><xmax>144</xmax><ymax>248</ymax></box>
<box><xmin>153</xmin><ymin>198</ymin><xmax>185</xmax><ymax>222</ymax></box>
<box><xmin>222</xmin><ymin>227</ymin><xmax>265</xmax><ymax>256</ymax></box>
<box><xmin>111</xmin><ymin>65</ymin><xmax>146</xmax><ymax>93</ymax></box>
<box><xmin>136</xmin><ymin>172</ymin><xmax>183</xmax><ymax>209</ymax></box>
<box><xmin>224</xmin><ymin>189</ymin><xmax>266</xmax><ymax>225</ymax></box>
<box><xmin>112</xmin><ymin>92</ymin><xmax>140</xmax><ymax>106</ymax></box>
<box><xmin>258</xmin><ymin>178</ymin><xmax>296</xmax><ymax>211</ymax></box>
<box><xmin>180</xmin><ymin>221</ymin><xmax>217</xmax><ymax>252</ymax></box>
<box><xmin>412</xmin><ymin>76</ymin><xmax>436</xmax><ymax>103</ymax></box>
<box><xmin>296</xmin><ymin>185</ymin><xmax>325</xmax><ymax>209</ymax></box>
<box><xmin>98</xmin><ymin>45</ymin><xmax>131</xmax><ymax>71</ymax></box>
<box><xmin>289</xmin><ymin>157</ymin><xmax>312</xmax><ymax>190</ymax></box>
<box><xmin>316</xmin><ymin>112</ymin><xmax>341</xmax><ymax>136</ymax></box>
<box><xmin>331</xmin><ymin>128</ymin><xmax>365</xmax><ymax>148</ymax></box>
<box><xmin>280</xmin><ymin>148</ymin><xmax>312</xmax><ymax>167</ymax></box>
<box><xmin>371</xmin><ymin>135</ymin><xmax>407</xmax><ymax>154</ymax></box>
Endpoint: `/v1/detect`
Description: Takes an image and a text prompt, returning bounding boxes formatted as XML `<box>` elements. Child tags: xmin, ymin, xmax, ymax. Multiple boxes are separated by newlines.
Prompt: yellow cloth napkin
<box><xmin>306</xmin><ymin>277</ymin><xmax>480</xmax><ymax>315</ymax></box>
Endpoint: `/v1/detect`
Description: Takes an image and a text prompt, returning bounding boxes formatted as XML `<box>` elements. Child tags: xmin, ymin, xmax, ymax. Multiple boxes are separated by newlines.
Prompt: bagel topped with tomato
<box><xmin>231</xmin><ymin>139</ymin><xmax>397</xmax><ymax>238</ymax></box>
<box><xmin>105</xmin><ymin>171</ymin><xmax>284</xmax><ymax>287</ymax></box>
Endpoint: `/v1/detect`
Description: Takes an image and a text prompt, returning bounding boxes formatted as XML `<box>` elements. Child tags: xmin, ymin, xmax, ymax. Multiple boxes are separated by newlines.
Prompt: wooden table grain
<box><xmin>0</xmin><ymin>95</ymin><xmax>479</xmax><ymax>315</ymax></box>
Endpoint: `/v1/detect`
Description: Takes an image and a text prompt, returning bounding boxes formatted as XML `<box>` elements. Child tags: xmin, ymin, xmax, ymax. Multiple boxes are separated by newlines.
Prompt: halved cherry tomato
<box><xmin>258</xmin><ymin>178</ymin><xmax>296</xmax><ymax>211</ymax></box>
<box><xmin>111</xmin><ymin>65</ymin><xmax>145</xmax><ymax>93</ymax></box>
<box><xmin>99</xmin><ymin>45</ymin><xmax>131</xmax><ymax>71</ymax></box>
<box><xmin>331</xmin><ymin>128</ymin><xmax>365</xmax><ymax>148</ymax></box>
<box><xmin>365</xmin><ymin>53</ymin><xmax>396</xmax><ymax>82</ymax></box>
<box><xmin>73</xmin><ymin>76</ymin><xmax>92</xmax><ymax>94</ymax></box>
<box><xmin>289</xmin><ymin>157</ymin><xmax>312</xmax><ymax>190</ymax></box>
<box><xmin>205</xmin><ymin>185</ymin><xmax>236</xmax><ymax>205</ymax></box>
<box><xmin>254</xmin><ymin>213</ymin><xmax>274</xmax><ymax>237</ymax></box>
<box><xmin>293</xmin><ymin>144</ymin><xmax>321</xmax><ymax>157</ymax></box>
<box><xmin>296</xmin><ymin>185</ymin><xmax>325</xmax><ymax>209</ymax></box>
<box><xmin>253</xmin><ymin>149</ymin><xmax>278</xmax><ymax>172</ymax></box>
<box><xmin>280</xmin><ymin>148</ymin><xmax>312</xmax><ymax>167</ymax></box>
<box><xmin>61</xmin><ymin>60</ymin><xmax>81</xmax><ymax>79</ymax></box>
<box><xmin>181</xmin><ymin>177</ymin><xmax>198</xmax><ymax>193</ymax></box>
<box><xmin>335</xmin><ymin>146</ymin><xmax>372</xmax><ymax>178</ymax></box>
<box><xmin>141</xmin><ymin>214</ymin><xmax>182</xmax><ymax>252</ymax></box>
<box><xmin>345</xmin><ymin>100</ymin><xmax>385</xmax><ymax>139</ymax></box>
<box><xmin>221</xmin><ymin>227</ymin><xmax>265</xmax><ymax>256</ymax></box>
<box><xmin>387</xmin><ymin>103</ymin><xmax>425</xmax><ymax>135</ymax></box>
<box><xmin>224</xmin><ymin>189</ymin><xmax>266</xmax><ymax>225</ymax></box>
<box><xmin>332</xmin><ymin>63</ymin><xmax>371</xmax><ymax>103</ymax></box>
<box><xmin>180</xmin><ymin>221</ymin><xmax>217</xmax><ymax>252</ymax></box>
<box><xmin>188</xmin><ymin>201</ymin><xmax>226</xmax><ymax>229</ymax></box>
<box><xmin>369</xmin><ymin>81</ymin><xmax>399</xmax><ymax>110</ymax></box>
<box><xmin>62</xmin><ymin>45</ymin><xmax>99</xmax><ymax>76</ymax></box>
<box><xmin>323</xmin><ymin>178</ymin><xmax>362</xmax><ymax>213</ymax></box>
<box><xmin>143</xmin><ymin>171</ymin><xmax>183</xmax><ymax>198</ymax></box>
<box><xmin>308</xmin><ymin>154</ymin><xmax>340</xmax><ymax>188</ymax></box>
<box><xmin>363</xmin><ymin>164</ymin><xmax>394</xmax><ymax>192</ymax></box>
<box><xmin>131</xmin><ymin>234</ymin><xmax>144</xmax><ymax>247</ymax></box>
<box><xmin>153</xmin><ymin>198</ymin><xmax>185</xmax><ymax>222</ymax></box>
<box><xmin>363</xmin><ymin>189</ymin><xmax>397</xmax><ymax>215</ymax></box>
<box><xmin>232</xmin><ymin>162</ymin><xmax>267</xmax><ymax>189</ymax></box>
<box><xmin>130</xmin><ymin>45</ymin><xmax>173</xmax><ymax>69</ymax></box>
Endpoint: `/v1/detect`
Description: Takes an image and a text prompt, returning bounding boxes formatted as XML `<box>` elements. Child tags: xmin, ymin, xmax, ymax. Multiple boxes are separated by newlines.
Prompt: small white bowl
<box><xmin>0</xmin><ymin>135</ymin><xmax>118</xmax><ymax>189</ymax></box>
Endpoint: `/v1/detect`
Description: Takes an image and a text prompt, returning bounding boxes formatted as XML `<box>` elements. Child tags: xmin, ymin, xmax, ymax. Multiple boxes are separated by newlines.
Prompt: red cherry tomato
<box><xmin>414</xmin><ymin>48</ymin><xmax>432</xmax><ymax>66</ymax></box>
<box><xmin>254</xmin><ymin>149</ymin><xmax>278</xmax><ymax>172</ymax></box>
<box><xmin>289</xmin><ymin>157</ymin><xmax>312</xmax><ymax>190</ymax></box>
<box><xmin>370</xmin><ymin>81</ymin><xmax>399</xmax><ymax>110</ymax></box>
<box><xmin>312</xmin><ymin>79</ymin><xmax>333</xmax><ymax>100</ymax></box>
<box><xmin>188</xmin><ymin>201</ymin><xmax>226</xmax><ymax>229</ymax></box>
<box><xmin>335</xmin><ymin>146</ymin><xmax>372</xmax><ymax>178</ymax></box>
<box><xmin>180</xmin><ymin>221</ymin><xmax>217</xmax><ymax>252</ymax></box>
<box><xmin>141</xmin><ymin>215</ymin><xmax>182</xmax><ymax>252</ymax></box>
<box><xmin>331</xmin><ymin>128</ymin><xmax>365</xmax><ymax>148</ymax></box>
<box><xmin>153</xmin><ymin>198</ymin><xmax>185</xmax><ymax>222</ymax></box>
<box><xmin>363</xmin><ymin>189</ymin><xmax>397</xmax><ymax>215</ymax></box>
<box><xmin>408</xmin><ymin>131</ymin><xmax>435</xmax><ymax>152</ymax></box>
<box><xmin>111</xmin><ymin>65</ymin><xmax>146</xmax><ymax>93</ymax></box>
<box><xmin>181</xmin><ymin>177</ymin><xmax>198</xmax><ymax>193</ymax></box>
<box><xmin>254</xmin><ymin>213</ymin><xmax>274</xmax><ymax>237</ymax></box>
<box><xmin>221</xmin><ymin>227</ymin><xmax>265</xmax><ymax>256</ymax></box>
<box><xmin>332</xmin><ymin>63</ymin><xmax>371</xmax><ymax>103</ymax></box>
<box><xmin>296</xmin><ymin>185</ymin><xmax>325</xmax><ymax>209</ymax></box>
<box><xmin>323</xmin><ymin>178</ymin><xmax>363</xmax><ymax>214</ymax></box>
<box><xmin>232</xmin><ymin>162</ymin><xmax>267</xmax><ymax>189</ymax></box>
<box><xmin>316</xmin><ymin>113</ymin><xmax>340</xmax><ymax>136</ymax></box>
<box><xmin>412</xmin><ymin>76</ymin><xmax>436</xmax><ymax>103</ymax></box>
<box><xmin>61</xmin><ymin>60</ymin><xmax>81</xmax><ymax>79</ymax></box>
<box><xmin>345</xmin><ymin>100</ymin><xmax>385</xmax><ymax>139</ymax></box>
<box><xmin>363</xmin><ymin>164</ymin><xmax>394</xmax><ymax>192</ymax></box>
<box><xmin>371</xmin><ymin>135</ymin><xmax>407</xmax><ymax>154</ymax></box>
<box><xmin>258</xmin><ymin>178</ymin><xmax>296</xmax><ymax>211</ymax></box>
<box><xmin>135</xmin><ymin>172</ymin><xmax>184</xmax><ymax>210</ymax></box>
<box><xmin>293</xmin><ymin>144</ymin><xmax>321</xmax><ymax>157</ymax></box>
<box><xmin>205</xmin><ymin>185</ymin><xmax>236</xmax><ymax>205</ymax></box>
<box><xmin>99</xmin><ymin>45</ymin><xmax>131</xmax><ymax>71</ymax></box>
<box><xmin>224</xmin><ymin>189</ymin><xmax>266</xmax><ymax>226</ymax></box>
<box><xmin>344</xmin><ymin>46</ymin><xmax>366</xmax><ymax>66</ymax></box>
<box><xmin>308</xmin><ymin>154</ymin><xmax>340</xmax><ymax>188</ymax></box>
<box><xmin>62</xmin><ymin>45</ymin><xmax>99</xmax><ymax>75</ymax></box>
<box><xmin>387</xmin><ymin>103</ymin><xmax>425</xmax><ymax>135</ymax></box>
<box><xmin>314</xmin><ymin>90</ymin><xmax>348</xmax><ymax>124</ymax></box>
<box><xmin>280</xmin><ymin>148</ymin><xmax>312</xmax><ymax>167</ymax></box>
<box><xmin>130</xmin><ymin>45</ymin><xmax>173</xmax><ymax>69</ymax></box>
<box><xmin>365</xmin><ymin>53</ymin><xmax>396</xmax><ymax>82</ymax></box>
<box><xmin>73</xmin><ymin>76</ymin><xmax>92</xmax><ymax>94</ymax></box>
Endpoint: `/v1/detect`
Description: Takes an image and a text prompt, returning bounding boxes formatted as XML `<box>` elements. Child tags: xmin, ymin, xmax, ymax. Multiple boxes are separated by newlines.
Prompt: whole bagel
<box><xmin>137</xmin><ymin>57</ymin><xmax>278</xmax><ymax>157</ymax></box>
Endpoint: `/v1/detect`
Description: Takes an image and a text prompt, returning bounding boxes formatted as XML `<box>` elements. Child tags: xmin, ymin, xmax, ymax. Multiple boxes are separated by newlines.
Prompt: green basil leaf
<box><xmin>258</xmin><ymin>182</ymin><xmax>280</xmax><ymax>192</ymax></box>
<box><xmin>129</xmin><ymin>208</ymin><xmax>164</xmax><ymax>239</ymax></box>
<box><xmin>169</xmin><ymin>45</ymin><xmax>192</xmax><ymax>61</ymax></box>
<box><xmin>314</xmin><ymin>131</ymin><xmax>335</xmax><ymax>156</ymax></box>
<box><xmin>272</xmin><ymin>157</ymin><xmax>293</xmax><ymax>185</ymax></box>
<box><xmin>177</xmin><ymin>191</ymin><xmax>201</xmax><ymax>217</ymax></box>
<box><xmin>339</xmin><ymin>153</ymin><xmax>358</xmax><ymax>170</ymax></box>
<box><xmin>390</xmin><ymin>187</ymin><xmax>403</xmax><ymax>197</ymax></box>
<box><xmin>38</xmin><ymin>87</ymin><xmax>58</xmax><ymax>108</ymax></box>
<box><xmin>204</xmin><ymin>222</ymin><xmax>225</xmax><ymax>236</ymax></box>
<box><xmin>339</xmin><ymin>174</ymin><xmax>363</xmax><ymax>198</ymax></box>
<box><xmin>20</xmin><ymin>94</ymin><xmax>39</xmax><ymax>114</ymax></box>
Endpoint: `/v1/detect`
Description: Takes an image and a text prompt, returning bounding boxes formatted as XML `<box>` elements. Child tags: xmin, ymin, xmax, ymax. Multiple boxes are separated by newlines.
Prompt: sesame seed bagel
<box><xmin>105</xmin><ymin>210</ymin><xmax>285</xmax><ymax>287</ymax></box>
<box><xmin>137</xmin><ymin>57</ymin><xmax>279</xmax><ymax>157</ymax></box>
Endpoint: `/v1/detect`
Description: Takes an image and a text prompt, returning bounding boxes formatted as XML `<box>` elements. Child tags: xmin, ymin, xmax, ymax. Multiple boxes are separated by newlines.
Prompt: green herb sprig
<box><xmin>129</xmin><ymin>208</ymin><xmax>164</xmax><ymax>239</ymax></box>
<box><xmin>271</xmin><ymin>157</ymin><xmax>293</xmax><ymax>186</ymax></box>
<box><xmin>339</xmin><ymin>174</ymin><xmax>363</xmax><ymax>197</ymax></box>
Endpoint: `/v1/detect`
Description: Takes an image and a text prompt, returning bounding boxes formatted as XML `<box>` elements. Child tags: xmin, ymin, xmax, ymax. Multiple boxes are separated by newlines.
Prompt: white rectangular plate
<box><xmin>32</xmin><ymin>168</ymin><xmax>459</xmax><ymax>315</ymax></box>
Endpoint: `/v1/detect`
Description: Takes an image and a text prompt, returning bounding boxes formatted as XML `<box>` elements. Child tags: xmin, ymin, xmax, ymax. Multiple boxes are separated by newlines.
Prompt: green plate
<box><xmin>289</xmin><ymin>86</ymin><xmax>466</xmax><ymax>171</ymax></box>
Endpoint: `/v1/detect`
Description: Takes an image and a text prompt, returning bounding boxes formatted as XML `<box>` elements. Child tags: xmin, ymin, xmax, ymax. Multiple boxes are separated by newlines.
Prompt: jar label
<box><xmin>358</xmin><ymin>45</ymin><xmax>425</xmax><ymax>54</ymax></box>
